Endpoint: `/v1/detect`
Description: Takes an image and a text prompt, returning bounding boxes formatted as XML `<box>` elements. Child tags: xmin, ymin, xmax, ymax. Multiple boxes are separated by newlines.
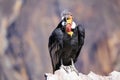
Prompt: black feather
<box><xmin>48</xmin><ymin>21</ymin><xmax>85</xmax><ymax>73</ymax></box>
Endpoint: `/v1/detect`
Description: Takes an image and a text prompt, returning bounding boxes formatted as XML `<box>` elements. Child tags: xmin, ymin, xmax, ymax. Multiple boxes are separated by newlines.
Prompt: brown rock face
<box><xmin>0</xmin><ymin>0</ymin><xmax>120</xmax><ymax>80</ymax></box>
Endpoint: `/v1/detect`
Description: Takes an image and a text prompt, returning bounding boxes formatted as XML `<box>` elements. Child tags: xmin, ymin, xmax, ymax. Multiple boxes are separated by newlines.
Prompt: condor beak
<box><xmin>66</xmin><ymin>15</ymin><xmax>73</xmax><ymax>24</ymax></box>
<box><xmin>67</xmin><ymin>19</ymin><xmax>72</xmax><ymax>24</ymax></box>
<box><xmin>66</xmin><ymin>18</ymin><xmax>72</xmax><ymax>24</ymax></box>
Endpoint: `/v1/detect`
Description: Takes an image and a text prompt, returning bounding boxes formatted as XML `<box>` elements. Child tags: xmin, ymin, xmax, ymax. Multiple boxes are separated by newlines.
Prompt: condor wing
<box><xmin>48</xmin><ymin>28</ymin><xmax>63</xmax><ymax>72</ymax></box>
<box><xmin>75</xmin><ymin>24</ymin><xmax>85</xmax><ymax>60</ymax></box>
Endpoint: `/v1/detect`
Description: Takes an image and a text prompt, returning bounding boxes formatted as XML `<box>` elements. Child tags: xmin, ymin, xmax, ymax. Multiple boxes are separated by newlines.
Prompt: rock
<box><xmin>45</xmin><ymin>65</ymin><xmax>120</xmax><ymax>80</ymax></box>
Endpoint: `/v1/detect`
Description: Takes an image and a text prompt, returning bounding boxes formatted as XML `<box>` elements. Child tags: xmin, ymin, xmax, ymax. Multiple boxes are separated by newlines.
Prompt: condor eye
<box><xmin>67</xmin><ymin>18</ymin><xmax>70</xmax><ymax>20</ymax></box>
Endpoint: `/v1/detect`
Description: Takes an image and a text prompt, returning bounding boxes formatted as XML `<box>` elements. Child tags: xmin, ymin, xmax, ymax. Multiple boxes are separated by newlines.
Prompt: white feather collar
<box><xmin>71</xmin><ymin>21</ymin><xmax>76</xmax><ymax>29</ymax></box>
<box><xmin>61</xmin><ymin>21</ymin><xmax>76</xmax><ymax>29</ymax></box>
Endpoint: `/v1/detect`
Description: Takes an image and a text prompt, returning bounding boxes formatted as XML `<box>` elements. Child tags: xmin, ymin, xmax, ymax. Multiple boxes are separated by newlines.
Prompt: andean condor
<box><xmin>48</xmin><ymin>11</ymin><xmax>85</xmax><ymax>73</ymax></box>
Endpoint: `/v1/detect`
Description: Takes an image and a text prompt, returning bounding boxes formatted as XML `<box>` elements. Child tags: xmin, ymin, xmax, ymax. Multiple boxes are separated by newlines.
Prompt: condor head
<box><xmin>66</xmin><ymin>15</ymin><xmax>73</xmax><ymax>37</ymax></box>
<box><xmin>62</xmin><ymin>15</ymin><xmax>74</xmax><ymax>37</ymax></box>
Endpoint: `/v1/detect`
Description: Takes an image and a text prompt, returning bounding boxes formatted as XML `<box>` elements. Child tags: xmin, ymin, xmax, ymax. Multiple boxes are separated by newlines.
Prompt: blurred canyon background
<box><xmin>0</xmin><ymin>0</ymin><xmax>120</xmax><ymax>80</ymax></box>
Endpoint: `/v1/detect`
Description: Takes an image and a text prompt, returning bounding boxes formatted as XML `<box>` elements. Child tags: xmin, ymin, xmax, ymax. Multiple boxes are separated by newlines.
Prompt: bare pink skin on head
<box><xmin>66</xmin><ymin>23</ymin><xmax>72</xmax><ymax>32</ymax></box>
